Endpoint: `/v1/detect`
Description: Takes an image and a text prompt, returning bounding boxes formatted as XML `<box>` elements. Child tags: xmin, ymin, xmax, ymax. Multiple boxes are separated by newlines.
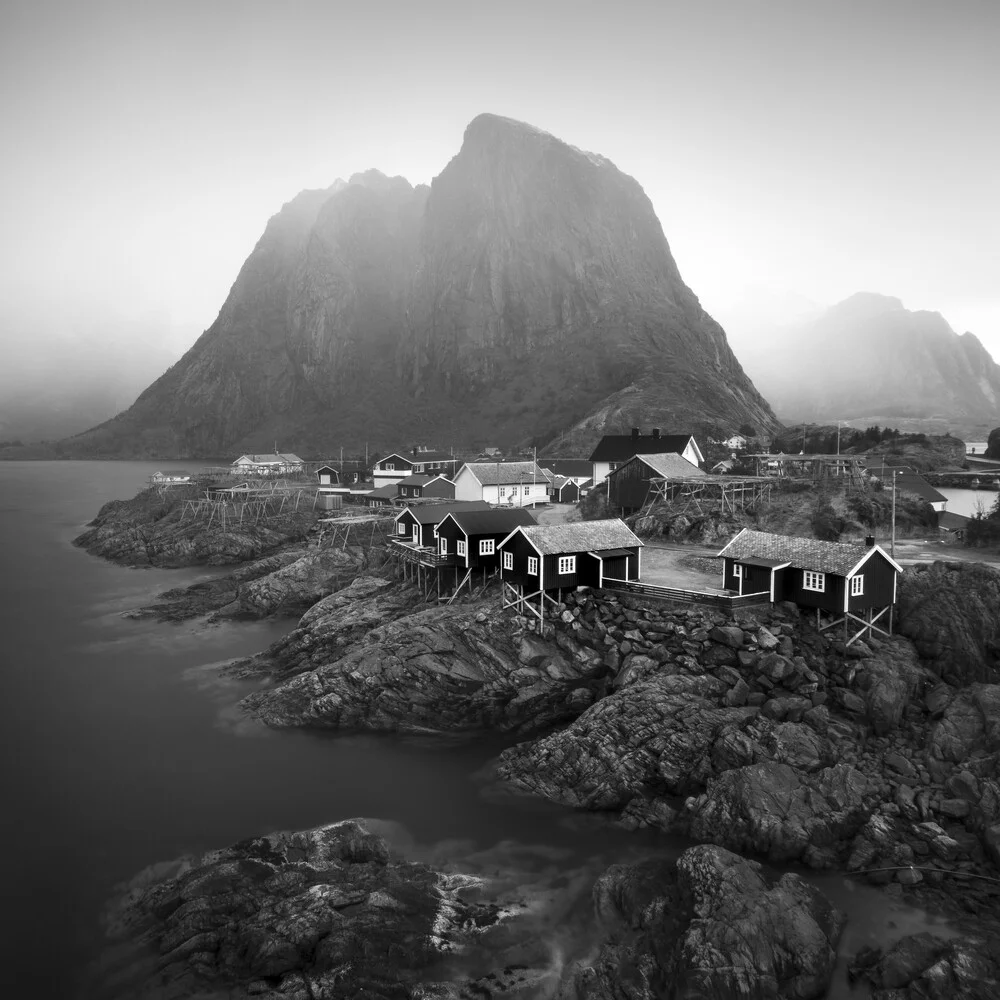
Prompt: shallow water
<box><xmin>0</xmin><ymin>461</ymin><xmax>959</xmax><ymax>997</ymax></box>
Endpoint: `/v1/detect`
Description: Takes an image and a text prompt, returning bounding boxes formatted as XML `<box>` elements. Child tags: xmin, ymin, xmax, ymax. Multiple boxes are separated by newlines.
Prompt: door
<box><xmin>439</xmin><ymin>536</ymin><xmax>448</xmax><ymax>556</ymax></box>
<box><xmin>412</xmin><ymin>525</ymin><xmax>420</xmax><ymax>545</ymax></box>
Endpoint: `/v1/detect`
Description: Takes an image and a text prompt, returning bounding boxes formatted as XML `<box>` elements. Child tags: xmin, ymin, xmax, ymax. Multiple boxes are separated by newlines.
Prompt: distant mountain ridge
<box><xmin>64</xmin><ymin>114</ymin><xmax>778</xmax><ymax>458</ymax></box>
<box><xmin>737</xmin><ymin>292</ymin><xmax>1000</xmax><ymax>436</ymax></box>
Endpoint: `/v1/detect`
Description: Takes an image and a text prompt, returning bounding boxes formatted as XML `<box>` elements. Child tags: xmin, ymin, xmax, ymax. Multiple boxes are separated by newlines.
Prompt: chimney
<box><xmin>412</xmin><ymin>446</ymin><xmax>418</xmax><ymax>456</ymax></box>
<box><xmin>652</xmin><ymin>428</ymin><xmax>660</xmax><ymax>439</ymax></box>
<box><xmin>865</xmin><ymin>534</ymin><xmax>875</xmax><ymax>548</ymax></box>
<box><xmin>631</xmin><ymin>427</ymin><xmax>640</xmax><ymax>441</ymax></box>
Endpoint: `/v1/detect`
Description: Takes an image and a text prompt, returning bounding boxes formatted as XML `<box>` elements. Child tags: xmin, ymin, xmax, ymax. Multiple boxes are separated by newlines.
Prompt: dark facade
<box><xmin>500</xmin><ymin>533</ymin><xmax>640</xmax><ymax>592</ymax></box>
<box><xmin>396</xmin><ymin>476</ymin><xmax>455</xmax><ymax>501</ymax></box>
<box><xmin>606</xmin><ymin>458</ymin><xmax>656</xmax><ymax>512</ymax></box>
<box><xmin>316</xmin><ymin>465</ymin><xmax>340</xmax><ymax>485</ymax></box>
<box><xmin>549</xmin><ymin>479</ymin><xmax>580</xmax><ymax>503</ymax></box>
<box><xmin>436</xmin><ymin>509</ymin><xmax>535</xmax><ymax>572</ymax></box>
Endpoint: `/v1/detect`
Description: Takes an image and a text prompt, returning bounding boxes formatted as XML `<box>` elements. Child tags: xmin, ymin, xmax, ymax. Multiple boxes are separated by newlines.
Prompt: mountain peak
<box><xmin>830</xmin><ymin>292</ymin><xmax>905</xmax><ymax>318</ymax></box>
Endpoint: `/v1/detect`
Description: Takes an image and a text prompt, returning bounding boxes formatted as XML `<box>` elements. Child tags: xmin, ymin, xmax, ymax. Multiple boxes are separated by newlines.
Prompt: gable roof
<box><xmin>589</xmin><ymin>434</ymin><xmax>700</xmax><ymax>464</ymax></box>
<box><xmin>542</xmin><ymin>460</ymin><xmax>593</xmax><ymax>478</ymax></box>
<box><xmin>938</xmin><ymin>511</ymin><xmax>971</xmax><ymax>532</ymax></box>
<box><xmin>609</xmin><ymin>452</ymin><xmax>708</xmax><ymax>480</ymax></box>
<box><xmin>717</xmin><ymin>528</ymin><xmax>903</xmax><ymax>576</ymax></box>
<box><xmin>378</xmin><ymin>450</ymin><xmax>454</xmax><ymax>466</ymax></box>
<box><xmin>510</xmin><ymin>519</ymin><xmax>643</xmax><ymax>555</ymax></box>
<box><xmin>365</xmin><ymin>484</ymin><xmax>400</xmax><ymax>499</ymax></box>
<box><xmin>441</xmin><ymin>507</ymin><xmax>536</xmax><ymax>535</ymax></box>
<box><xmin>233</xmin><ymin>453</ymin><xmax>303</xmax><ymax>465</ymax></box>
<box><xmin>459</xmin><ymin>461</ymin><xmax>550</xmax><ymax>486</ymax></box>
<box><xmin>315</xmin><ymin>465</ymin><xmax>338</xmax><ymax>475</ymax></box>
<box><xmin>395</xmin><ymin>501</ymin><xmax>492</xmax><ymax>525</ymax></box>
<box><xmin>395</xmin><ymin>474</ymin><xmax>453</xmax><ymax>488</ymax></box>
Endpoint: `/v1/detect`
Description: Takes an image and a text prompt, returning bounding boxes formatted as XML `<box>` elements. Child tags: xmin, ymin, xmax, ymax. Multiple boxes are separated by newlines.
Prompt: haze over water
<box><xmin>0</xmin><ymin>462</ymin><xmax>958</xmax><ymax>997</ymax></box>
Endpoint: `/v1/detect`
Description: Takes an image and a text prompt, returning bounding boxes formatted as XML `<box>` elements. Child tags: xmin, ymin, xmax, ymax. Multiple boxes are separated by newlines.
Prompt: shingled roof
<box><xmin>398</xmin><ymin>500</ymin><xmax>492</xmax><ymax>525</ymax></box>
<box><xmin>460</xmin><ymin>461</ymin><xmax>551</xmax><ymax>485</ymax></box>
<box><xmin>513</xmin><ymin>519</ymin><xmax>643</xmax><ymax>555</ymax></box>
<box><xmin>542</xmin><ymin>459</ymin><xmax>593</xmax><ymax>479</ymax></box>
<box><xmin>395</xmin><ymin>474</ymin><xmax>452</xmax><ymax>488</ymax></box>
<box><xmin>445</xmin><ymin>507</ymin><xmax>537</xmax><ymax>535</ymax></box>
<box><xmin>589</xmin><ymin>434</ymin><xmax>698</xmax><ymax>463</ymax></box>
<box><xmin>717</xmin><ymin>528</ymin><xmax>902</xmax><ymax>576</ymax></box>
<box><xmin>610</xmin><ymin>452</ymin><xmax>707</xmax><ymax>479</ymax></box>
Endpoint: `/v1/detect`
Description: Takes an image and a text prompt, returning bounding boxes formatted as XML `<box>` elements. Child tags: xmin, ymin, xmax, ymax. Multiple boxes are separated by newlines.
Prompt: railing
<box><xmin>388</xmin><ymin>539</ymin><xmax>457</xmax><ymax>567</ymax></box>
<box><xmin>603</xmin><ymin>579</ymin><xmax>771</xmax><ymax>611</ymax></box>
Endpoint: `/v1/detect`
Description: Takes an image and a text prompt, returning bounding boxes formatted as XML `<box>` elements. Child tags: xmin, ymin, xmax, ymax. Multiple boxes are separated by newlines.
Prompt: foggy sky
<box><xmin>2</xmin><ymin>0</ymin><xmax>998</xmax><ymax>372</ymax></box>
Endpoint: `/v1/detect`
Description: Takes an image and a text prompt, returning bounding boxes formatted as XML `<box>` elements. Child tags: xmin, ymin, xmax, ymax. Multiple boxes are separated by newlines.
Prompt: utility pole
<box><xmin>891</xmin><ymin>470</ymin><xmax>897</xmax><ymax>558</ymax></box>
<box><xmin>836</xmin><ymin>421</ymin><xmax>841</xmax><ymax>456</ymax></box>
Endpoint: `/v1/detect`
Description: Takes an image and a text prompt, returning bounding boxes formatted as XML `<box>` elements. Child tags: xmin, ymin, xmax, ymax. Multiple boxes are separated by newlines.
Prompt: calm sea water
<box><xmin>0</xmin><ymin>462</ymin><xmax>955</xmax><ymax>997</ymax></box>
<box><xmin>939</xmin><ymin>487</ymin><xmax>997</xmax><ymax>518</ymax></box>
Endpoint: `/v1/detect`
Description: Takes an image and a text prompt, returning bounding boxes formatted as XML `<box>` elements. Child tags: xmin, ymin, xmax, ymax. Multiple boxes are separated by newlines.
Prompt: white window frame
<box><xmin>457</xmin><ymin>540</ymin><xmax>467</xmax><ymax>557</ymax></box>
<box><xmin>479</xmin><ymin>539</ymin><xmax>495</xmax><ymax>556</ymax></box>
<box><xmin>733</xmin><ymin>563</ymin><xmax>743</xmax><ymax>578</ymax></box>
<box><xmin>850</xmin><ymin>574</ymin><xmax>864</xmax><ymax>596</ymax></box>
<box><xmin>499</xmin><ymin>486</ymin><xmax>506</xmax><ymax>497</ymax></box>
<box><xmin>558</xmin><ymin>555</ymin><xmax>576</xmax><ymax>575</ymax></box>
<box><xmin>384</xmin><ymin>462</ymin><xmax>395</xmax><ymax>471</ymax></box>
<box><xmin>397</xmin><ymin>522</ymin><xmax>407</xmax><ymax>535</ymax></box>
<box><xmin>502</xmin><ymin>551</ymin><xmax>513</xmax><ymax>570</ymax></box>
<box><xmin>439</xmin><ymin>536</ymin><xmax>448</xmax><ymax>555</ymax></box>
<box><xmin>528</xmin><ymin>556</ymin><xmax>538</xmax><ymax>575</ymax></box>
<box><xmin>803</xmin><ymin>570</ymin><xmax>826</xmax><ymax>593</ymax></box>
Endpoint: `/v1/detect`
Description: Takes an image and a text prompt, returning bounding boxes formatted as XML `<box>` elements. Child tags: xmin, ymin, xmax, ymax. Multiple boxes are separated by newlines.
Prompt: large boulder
<box><xmin>929</xmin><ymin>683</ymin><xmax>1000</xmax><ymax>776</ymax></box>
<box><xmin>563</xmin><ymin>845</ymin><xmax>844</xmax><ymax>1000</ymax></box>
<box><xmin>685</xmin><ymin>762</ymin><xmax>877</xmax><ymax>867</ymax></box>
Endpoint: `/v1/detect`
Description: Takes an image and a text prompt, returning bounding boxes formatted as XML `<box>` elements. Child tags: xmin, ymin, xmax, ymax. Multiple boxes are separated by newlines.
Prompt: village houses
<box><xmin>372</xmin><ymin>448</ymin><xmax>459</xmax><ymax>489</ymax></box>
<box><xmin>588</xmin><ymin>429</ymin><xmax>703</xmax><ymax>485</ymax></box>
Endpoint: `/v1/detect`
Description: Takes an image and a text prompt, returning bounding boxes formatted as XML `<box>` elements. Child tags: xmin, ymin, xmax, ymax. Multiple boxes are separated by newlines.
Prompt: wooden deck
<box><xmin>387</xmin><ymin>538</ymin><xmax>457</xmax><ymax>567</ymax></box>
<box><xmin>602</xmin><ymin>580</ymin><xmax>771</xmax><ymax>612</ymax></box>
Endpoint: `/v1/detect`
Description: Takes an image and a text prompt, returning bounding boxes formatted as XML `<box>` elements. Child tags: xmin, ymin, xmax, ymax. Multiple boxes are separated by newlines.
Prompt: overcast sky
<box><xmin>1</xmin><ymin>0</ymin><xmax>997</xmax><ymax>364</ymax></box>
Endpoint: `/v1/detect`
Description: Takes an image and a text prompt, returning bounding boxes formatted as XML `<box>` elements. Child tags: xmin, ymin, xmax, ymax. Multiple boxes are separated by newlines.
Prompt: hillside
<box><xmin>737</xmin><ymin>293</ymin><xmax>1000</xmax><ymax>438</ymax></box>
<box><xmin>61</xmin><ymin>114</ymin><xmax>778</xmax><ymax>459</ymax></box>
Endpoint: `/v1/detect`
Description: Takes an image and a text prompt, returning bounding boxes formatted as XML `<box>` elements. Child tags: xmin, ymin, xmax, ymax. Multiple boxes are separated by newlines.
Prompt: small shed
<box><xmin>548</xmin><ymin>476</ymin><xmax>580</xmax><ymax>503</ymax></box>
<box><xmin>316</xmin><ymin>465</ymin><xmax>340</xmax><ymax>486</ymax></box>
<box><xmin>606</xmin><ymin>452</ymin><xmax>707</xmax><ymax>513</ymax></box>
<box><xmin>716</xmin><ymin>528</ymin><xmax>903</xmax><ymax>643</ymax></box>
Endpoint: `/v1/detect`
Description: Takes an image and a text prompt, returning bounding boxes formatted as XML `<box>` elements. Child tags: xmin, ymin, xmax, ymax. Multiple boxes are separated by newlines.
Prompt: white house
<box><xmin>588</xmin><ymin>430</ymin><xmax>703</xmax><ymax>485</ymax></box>
<box><xmin>372</xmin><ymin>449</ymin><xmax>458</xmax><ymax>489</ymax></box>
<box><xmin>453</xmin><ymin>461</ymin><xmax>552</xmax><ymax>507</ymax></box>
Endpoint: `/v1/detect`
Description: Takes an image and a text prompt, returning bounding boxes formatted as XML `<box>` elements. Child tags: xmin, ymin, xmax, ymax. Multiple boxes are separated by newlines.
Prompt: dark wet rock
<box><xmin>241</xmin><ymin>601</ymin><xmax>610</xmax><ymax>735</ymax></box>
<box><xmin>561</xmin><ymin>845</ymin><xmax>844</xmax><ymax>1000</ymax></box>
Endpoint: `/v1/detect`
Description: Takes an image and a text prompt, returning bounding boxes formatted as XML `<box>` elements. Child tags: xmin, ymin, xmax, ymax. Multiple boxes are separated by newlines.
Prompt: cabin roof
<box><xmin>315</xmin><ymin>465</ymin><xmax>338</xmax><ymax>474</ymax></box>
<box><xmin>395</xmin><ymin>474</ymin><xmax>452</xmax><ymax>487</ymax></box>
<box><xmin>232</xmin><ymin>453</ymin><xmax>303</xmax><ymax>465</ymax></box>
<box><xmin>444</xmin><ymin>507</ymin><xmax>536</xmax><ymax>534</ymax></box>
<box><xmin>366</xmin><ymin>484</ymin><xmax>399</xmax><ymax>499</ymax></box>
<box><xmin>938</xmin><ymin>511</ymin><xmax>971</xmax><ymax>532</ymax></box>
<box><xmin>542</xmin><ymin>459</ymin><xmax>593</xmax><ymax>478</ymax></box>
<box><xmin>460</xmin><ymin>461</ymin><xmax>550</xmax><ymax>485</ymax></box>
<box><xmin>513</xmin><ymin>519</ymin><xmax>643</xmax><ymax>555</ymax></box>
<box><xmin>717</xmin><ymin>528</ymin><xmax>902</xmax><ymax>576</ymax></box>
<box><xmin>378</xmin><ymin>450</ymin><xmax>453</xmax><ymax>465</ymax></box>
<box><xmin>398</xmin><ymin>501</ymin><xmax>491</xmax><ymax>524</ymax></box>
<box><xmin>589</xmin><ymin>434</ymin><xmax>697</xmax><ymax>463</ymax></box>
<box><xmin>609</xmin><ymin>452</ymin><xmax>707</xmax><ymax>480</ymax></box>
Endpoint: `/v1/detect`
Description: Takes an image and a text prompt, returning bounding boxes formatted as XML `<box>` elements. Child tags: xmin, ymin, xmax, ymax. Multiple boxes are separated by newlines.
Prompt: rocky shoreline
<box><xmin>76</xmin><ymin>491</ymin><xmax>1000</xmax><ymax>997</ymax></box>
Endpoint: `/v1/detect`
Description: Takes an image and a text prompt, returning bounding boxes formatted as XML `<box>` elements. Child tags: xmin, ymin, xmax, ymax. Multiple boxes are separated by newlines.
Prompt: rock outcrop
<box><xmin>562</xmin><ymin>845</ymin><xmax>844</xmax><ymax>1000</ymax></box>
<box><xmin>62</xmin><ymin>114</ymin><xmax>777</xmax><ymax>458</ymax></box>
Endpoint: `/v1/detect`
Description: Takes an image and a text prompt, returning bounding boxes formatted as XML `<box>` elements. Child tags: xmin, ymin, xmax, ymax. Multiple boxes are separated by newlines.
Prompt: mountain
<box><xmin>737</xmin><ymin>292</ymin><xmax>1000</xmax><ymax>437</ymax></box>
<box><xmin>63</xmin><ymin>114</ymin><xmax>778</xmax><ymax>459</ymax></box>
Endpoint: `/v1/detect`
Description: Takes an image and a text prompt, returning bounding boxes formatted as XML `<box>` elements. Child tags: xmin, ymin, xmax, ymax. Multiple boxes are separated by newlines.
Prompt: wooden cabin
<box><xmin>395</xmin><ymin>474</ymin><xmax>455</xmax><ymax>501</ymax></box>
<box><xmin>316</xmin><ymin>465</ymin><xmax>340</xmax><ymax>486</ymax></box>
<box><xmin>435</xmin><ymin>508</ymin><xmax>536</xmax><ymax>572</ymax></box>
<box><xmin>589</xmin><ymin>429</ymin><xmax>703</xmax><ymax>485</ymax></box>
<box><xmin>453</xmin><ymin>461</ymin><xmax>552</xmax><ymax>507</ymax></box>
<box><xmin>393</xmin><ymin>501</ymin><xmax>491</xmax><ymax>549</ymax></box>
<box><xmin>373</xmin><ymin>449</ymin><xmax>459</xmax><ymax>489</ymax></box>
<box><xmin>362</xmin><ymin>484</ymin><xmax>399</xmax><ymax>507</ymax></box>
<box><xmin>606</xmin><ymin>452</ymin><xmax>707</xmax><ymax>513</ymax></box>
<box><xmin>547</xmin><ymin>476</ymin><xmax>581</xmax><ymax>503</ymax></box>
<box><xmin>716</xmin><ymin>528</ymin><xmax>903</xmax><ymax>641</ymax></box>
<box><xmin>499</xmin><ymin>519</ymin><xmax>643</xmax><ymax>593</ymax></box>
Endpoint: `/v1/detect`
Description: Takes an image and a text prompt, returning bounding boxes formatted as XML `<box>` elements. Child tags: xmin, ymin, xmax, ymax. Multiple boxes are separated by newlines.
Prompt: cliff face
<box><xmin>65</xmin><ymin>114</ymin><xmax>778</xmax><ymax>458</ymax></box>
<box><xmin>738</xmin><ymin>293</ymin><xmax>1000</xmax><ymax>434</ymax></box>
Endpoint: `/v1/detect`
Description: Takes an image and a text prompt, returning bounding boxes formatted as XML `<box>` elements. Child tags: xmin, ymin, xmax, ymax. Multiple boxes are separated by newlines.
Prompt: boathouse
<box><xmin>393</xmin><ymin>501</ymin><xmax>492</xmax><ymax>549</ymax></box>
<box><xmin>716</xmin><ymin>528</ymin><xmax>903</xmax><ymax>643</ymax></box>
<box><xmin>588</xmin><ymin>429</ymin><xmax>703</xmax><ymax>485</ymax></box>
<box><xmin>606</xmin><ymin>452</ymin><xmax>707</xmax><ymax>513</ymax></box>
<box><xmin>435</xmin><ymin>507</ymin><xmax>536</xmax><ymax>573</ymax></box>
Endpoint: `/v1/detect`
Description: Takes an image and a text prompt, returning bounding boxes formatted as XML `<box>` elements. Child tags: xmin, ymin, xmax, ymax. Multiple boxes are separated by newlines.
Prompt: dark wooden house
<box><xmin>499</xmin><ymin>519</ymin><xmax>643</xmax><ymax>595</ymax></box>
<box><xmin>435</xmin><ymin>508</ymin><xmax>536</xmax><ymax>573</ymax></box>
<box><xmin>548</xmin><ymin>475</ymin><xmax>581</xmax><ymax>503</ymax></box>
<box><xmin>606</xmin><ymin>452</ymin><xmax>707</xmax><ymax>513</ymax></box>
<box><xmin>315</xmin><ymin>465</ymin><xmax>340</xmax><ymax>485</ymax></box>
<box><xmin>373</xmin><ymin>449</ymin><xmax>459</xmax><ymax>489</ymax></box>
<box><xmin>393</xmin><ymin>501</ymin><xmax>491</xmax><ymax>549</ymax></box>
<box><xmin>541</xmin><ymin>460</ymin><xmax>593</xmax><ymax>485</ymax></box>
<box><xmin>395</xmin><ymin>474</ymin><xmax>455</xmax><ymax>501</ymax></box>
<box><xmin>589</xmin><ymin>429</ymin><xmax>703</xmax><ymax>485</ymax></box>
<box><xmin>362</xmin><ymin>484</ymin><xmax>400</xmax><ymax>507</ymax></box>
<box><xmin>716</xmin><ymin>528</ymin><xmax>903</xmax><ymax>643</ymax></box>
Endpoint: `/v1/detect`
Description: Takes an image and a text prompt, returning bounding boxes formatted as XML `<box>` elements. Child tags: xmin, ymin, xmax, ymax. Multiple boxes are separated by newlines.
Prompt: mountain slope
<box><xmin>738</xmin><ymin>292</ymin><xmax>1000</xmax><ymax>434</ymax></box>
<box><xmin>65</xmin><ymin>114</ymin><xmax>778</xmax><ymax>458</ymax></box>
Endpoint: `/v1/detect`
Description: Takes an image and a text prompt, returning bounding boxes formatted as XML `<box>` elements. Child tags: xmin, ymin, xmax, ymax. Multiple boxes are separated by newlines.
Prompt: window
<box><xmin>558</xmin><ymin>555</ymin><xmax>576</xmax><ymax>575</ymax></box>
<box><xmin>502</xmin><ymin>551</ymin><xmax>513</xmax><ymax>570</ymax></box>
<box><xmin>803</xmin><ymin>571</ymin><xmax>826</xmax><ymax>592</ymax></box>
<box><xmin>733</xmin><ymin>563</ymin><xmax>743</xmax><ymax>578</ymax></box>
<box><xmin>528</xmin><ymin>556</ymin><xmax>538</xmax><ymax>575</ymax></box>
<box><xmin>385</xmin><ymin>462</ymin><xmax>394</xmax><ymax>471</ymax></box>
<box><xmin>479</xmin><ymin>539</ymin><xmax>495</xmax><ymax>555</ymax></box>
<box><xmin>457</xmin><ymin>540</ymin><xmax>467</xmax><ymax>557</ymax></box>
<box><xmin>439</xmin><ymin>537</ymin><xmax>448</xmax><ymax>555</ymax></box>
<box><xmin>499</xmin><ymin>487</ymin><xmax>506</xmax><ymax>497</ymax></box>
<box><xmin>850</xmin><ymin>575</ymin><xmax>864</xmax><ymax>596</ymax></box>
<box><xmin>397</xmin><ymin>522</ymin><xmax>406</xmax><ymax>535</ymax></box>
